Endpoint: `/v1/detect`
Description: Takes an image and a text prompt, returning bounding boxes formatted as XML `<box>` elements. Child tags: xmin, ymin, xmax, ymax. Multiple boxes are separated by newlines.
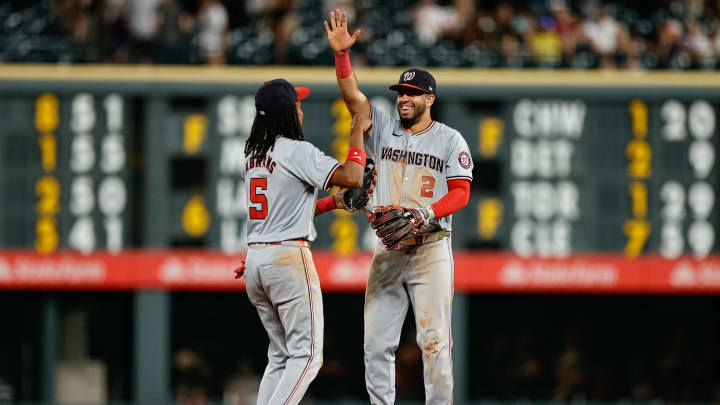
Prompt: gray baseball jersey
<box><xmin>367</xmin><ymin>105</ymin><xmax>474</xmax><ymax>228</ymax></box>
<box><xmin>241</xmin><ymin>137</ymin><xmax>339</xmax><ymax>244</ymax></box>
<box><xmin>242</xmin><ymin>136</ymin><xmax>339</xmax><ymax>404</ymax></box>
<box><xmin>363</xmin><ymin>104</ymin><xmax>472</xmax><ymax>405</ymax></box>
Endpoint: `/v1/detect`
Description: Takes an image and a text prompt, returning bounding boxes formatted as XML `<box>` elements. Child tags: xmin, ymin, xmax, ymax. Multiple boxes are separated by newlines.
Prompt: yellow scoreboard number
<box><xmin>34</xmin><ymin>93</ymin><xmax>60</xmax><ymax>254</ymax></box>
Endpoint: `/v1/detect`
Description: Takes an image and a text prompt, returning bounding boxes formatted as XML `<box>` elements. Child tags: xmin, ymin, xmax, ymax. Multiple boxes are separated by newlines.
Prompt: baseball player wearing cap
<box><xmin>325</xmin><ymin>10</ymin><xmax>473</xmax><ymax>404</ymax></box>
<box><xmin>238</xmin><ymin>78</ymin><xmax>371</xmax><ymax>405</ymax></box>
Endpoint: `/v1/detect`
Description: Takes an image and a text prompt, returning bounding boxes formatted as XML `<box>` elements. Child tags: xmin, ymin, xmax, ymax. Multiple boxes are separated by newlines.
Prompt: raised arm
<box><xmin>324</xmin><ymin>9</ymin><xmax>371</xmax><ymax>117</ymax></box>
<box><xmin>315</xmin><ymin>113</ymin><xmax>373</xmax><ymax>216</ymax></box>
<box><xmin>328</xmin><ymin>113</ymin><xmax>372</xmax><ymax>188</ymax></box>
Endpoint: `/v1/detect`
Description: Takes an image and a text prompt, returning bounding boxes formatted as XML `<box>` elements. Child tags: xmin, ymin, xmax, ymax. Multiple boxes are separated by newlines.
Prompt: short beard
<box><xmin>398</xmin><ymin>103</ymin><xmax>426</xmax><ymax>130</ymax></box>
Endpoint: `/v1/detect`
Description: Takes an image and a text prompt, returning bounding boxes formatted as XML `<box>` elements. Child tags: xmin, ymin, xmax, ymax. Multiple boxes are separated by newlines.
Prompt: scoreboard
<box><xmin>0</xmin><ymin>67</ymin><xmax>719</xmax><ymax>265</ymax></box>
<box><xmin>489</xmin><ymin>97</ymin><xmax>719</xmax><ymax>259</ymax></box>
<box><xmin>1</xmin><ymin>92</ymin><xmax>131</xmax><ymax>253</ymax></box>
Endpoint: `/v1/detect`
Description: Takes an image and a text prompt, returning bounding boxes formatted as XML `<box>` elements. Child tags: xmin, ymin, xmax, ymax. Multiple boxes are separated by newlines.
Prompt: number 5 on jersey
<box><xmin>250</xmin><ymin>178</ymin><xmax>268</xmax><ymax>219</ymax></box>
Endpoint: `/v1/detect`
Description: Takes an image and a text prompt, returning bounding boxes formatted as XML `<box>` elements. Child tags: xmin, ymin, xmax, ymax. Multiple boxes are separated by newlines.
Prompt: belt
<box><xmin>248</xmin><ymin>239</ymin><xmax>309</xmax><ymax>247</ymax></box>
<box><xmin>396</xmin><ymin>231</ymin><xmax>450</xmax><ymax>249</ymax></box>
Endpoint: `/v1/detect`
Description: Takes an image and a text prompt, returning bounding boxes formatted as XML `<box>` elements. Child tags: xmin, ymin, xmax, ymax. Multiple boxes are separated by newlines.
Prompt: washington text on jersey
<box><xmin>379</xmin><ymin>146</ymin><xmax>445</xmax><ymax>173</ymax></box>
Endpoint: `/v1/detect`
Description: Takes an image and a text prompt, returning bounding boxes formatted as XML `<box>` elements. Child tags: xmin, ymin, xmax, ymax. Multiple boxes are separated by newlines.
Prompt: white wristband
<box><xmin>422</xmin><ymin>206</ymin><xmax>435</xmax><ymax>221</ymax></box>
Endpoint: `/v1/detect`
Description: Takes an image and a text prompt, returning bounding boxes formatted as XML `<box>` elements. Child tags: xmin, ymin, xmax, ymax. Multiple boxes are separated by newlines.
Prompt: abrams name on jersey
<box><xmin>246</xmin><ymin>154</ymin><xmax>277</xmax><ymax>173</ymax></box>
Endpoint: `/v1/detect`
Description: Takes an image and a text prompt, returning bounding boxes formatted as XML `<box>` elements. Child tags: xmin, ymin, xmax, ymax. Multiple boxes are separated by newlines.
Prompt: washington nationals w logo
<box><xmin>403</xmin><ymin>72</ymin><xmax>415</xmax><ymax>81</ymax></box>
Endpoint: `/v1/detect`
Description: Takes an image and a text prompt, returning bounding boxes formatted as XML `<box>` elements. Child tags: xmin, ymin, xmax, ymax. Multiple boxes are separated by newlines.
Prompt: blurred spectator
<box><xmin>244</xmin><ymin>0</ymin><xmax>265</xmax><ymax>22</ymax></box>
<box><xmin>20</xmin><ymin>0</ymin><xmax>720</xmax><ymax>69</ymax></box>
<box><xmin>530</xmin><ymin>16</ymin><xmax>563</xmax><ymax>66</ymax></box>
<box><xmin>154</xmin><ymin>0</ymin><xmax>192</xmax><ymax>64</ymax></box>
<box><xmin>712</xmin><ymin>23</ymin><xmax>720</xmax><ymax>59</ymax></box>
<box><xmin>685</xmin><ymin>20</ymin><xmax>715</xmax><ymax>68</ymax></box>
<box><xmin>511</xmin><ymin>330</ymin><xmax>546</xmax><ymax>398</ymax></box>
<box><xmin>454</xmin><ymin>0</ymin><xmax>475</xmax><ymax>44</ymax></box>
<box><xmin>53</xmin><ymin>0</ymin><xmax>93</xmax><ymax>44</ymax></box>
<box><xmin>551</xmin><ymin>3</ymin><xmax>581</xmax><ymax>65</ymax></box>
<box><xmin>324</xmin><ymin>0</ymin><xmax>373</xmax><ymax>66</ymax></box>
<box><xmin>100</xmin><ymin>0</ymin><xmax>131</xmax><ymax>62</ymax></box>
<box><xmin>656</xmin><ymin>329</ymin><xmax>695</xmax><ymax>401</ymax></box>
<box><xmin>308</xmin><ymin>334</ymin><xmax>350</xmax><ymax>398</ymax></box>
<box><xmin>656</xmin><ymin>18</ymin><xmax>685</xmax><ymax>68</ymax></box>
<box><xmin>54</xmin><ymin>0</ymin><xmax>127</xmax><ymax>62</ymax></box>
<box><xmin>481</xmin><ymin>334</ymin><xmax>513</xmax><ymax>398</ymax></box>
<box><xmin>581</xmin><ymin>6</ymin><xmax>632</xmax><ymax>68</ymax></box>
<box><xmin>513</xmin><ymin>7</ymin><xmax>538</xmax><ymax>66</ymax></box>
<box><xmin>0</xmin><ymin>377</ymin><xmax>13</xmax><ymax>405</ymax></box>
<box><xmin>264</xmin><ymin>0</ymin><xmax>300</xmax><ymax>64</ymax></box>
<box><xmin>222</xmin><ymin>359</ymin><xmax>259</xmax><ymax>405</ymax></box>
<box><xmin>512</xmin><ymin>8</ymin><xmax>536</xmax><ymax>39</ymax></box>
<box><xmin>467</xmin><ymin>2</ymin><xmax>525</xmax><ymax>66</ymax></box>
<box><xmin>173</xmin><ymin>347</ymin><xmax>212</xmax><ymax>405</ymax></box>
<box><xmin>553</xmin><ymin>328</ymin><xmax>586</xmax><ymax>401</ymax></box>
<box><xmin>324</xmin><ymin>0</ymin><xmax>357</xmax><ymax>24</ymax></box>
<box><xmin>494</xmin><ymin>3</ymin><xmax>519</xmax><ymax>45</ymax></box>
<box><xmin>127</xmin><ymin>0</ymin><xmax>161</xmax><ymax>62</ymax></box>
<box><xmin>412</xmin><ymin>0</ymin><xmax>462</xmax><ymax>45</ymax></box>
<box><xmin>629</xmin><ymin>379</ymin><xmax>658</xmax><ymax>402</ymax></box>
<box><xmin>197</xmin><ymin>0</ymin><xmax>228</xmax><ymax>65</ymax></box>
<box><xmin>679</xmin><ymin>0</ymin><xmax>708</xmax><ymax>20</ymax></box>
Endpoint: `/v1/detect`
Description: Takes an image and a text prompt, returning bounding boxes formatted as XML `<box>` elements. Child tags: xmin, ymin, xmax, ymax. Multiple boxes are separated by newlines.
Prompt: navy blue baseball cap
<box><xmin>255</xmin><ymin>79</ymin><xmax>310</xmax><ymax>115</ymax></box>
<box><xmin>389</xmin><ymin>68</ymin><xmax>436</xmax><ymax>95</ymax></box>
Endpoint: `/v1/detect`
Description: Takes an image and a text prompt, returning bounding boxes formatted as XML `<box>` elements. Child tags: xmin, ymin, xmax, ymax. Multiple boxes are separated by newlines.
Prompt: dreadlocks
<box><xmin>245</xmin><ymin>106</ymin><xmax>304</xmax><ymax>158</ymax></box>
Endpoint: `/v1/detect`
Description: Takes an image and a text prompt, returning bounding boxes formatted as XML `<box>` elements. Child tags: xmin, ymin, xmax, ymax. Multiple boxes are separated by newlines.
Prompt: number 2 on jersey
<box><xmin>249</xmin><ymin>178</ymin><xmax>268</xmax><ymax>219</ymax></box>
<box><xmin>421</xmin><ymin>176</ymin><xmax>435</xmax><ymax>197</ymax></box>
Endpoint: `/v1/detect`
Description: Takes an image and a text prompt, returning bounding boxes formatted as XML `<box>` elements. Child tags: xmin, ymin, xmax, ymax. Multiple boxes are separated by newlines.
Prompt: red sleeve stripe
<box><xmin>323</xmin><ymin>163</ymin><xmax>341</xmax><ymax>191</ymax></box>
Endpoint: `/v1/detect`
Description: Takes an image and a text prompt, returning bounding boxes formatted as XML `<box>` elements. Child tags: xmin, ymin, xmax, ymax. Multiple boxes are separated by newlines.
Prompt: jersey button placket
<box><xmin>401</xmin><ymin>135</ymin><xmax>410</xmax><ymax>203</ymax></box>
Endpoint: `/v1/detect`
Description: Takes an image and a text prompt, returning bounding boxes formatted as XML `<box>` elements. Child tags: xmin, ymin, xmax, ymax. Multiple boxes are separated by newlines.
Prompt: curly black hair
<box><xmin>244</xmin><ymin>106</ymin><xmax>304</xmax><ymax>158</ymax></box>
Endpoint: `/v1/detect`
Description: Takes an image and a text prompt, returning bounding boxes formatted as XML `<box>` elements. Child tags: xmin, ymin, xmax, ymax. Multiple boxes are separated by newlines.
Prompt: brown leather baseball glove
<box><xmin>367</xmin><ymin>205</ymin><xmax>431</xmax><ymax>250</ymax></box>
<box><xmin>340</xmin><ymin>157</ymin><xmax>377</xmax><ymax>212</ymax></box>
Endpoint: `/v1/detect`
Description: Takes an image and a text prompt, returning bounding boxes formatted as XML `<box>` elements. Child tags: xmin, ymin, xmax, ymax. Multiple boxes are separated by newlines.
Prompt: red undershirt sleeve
<box><xmin>431</xmin><ymin>179</ymin><xmax>471</xmax><ymax>219</ymax></box>
<box><xmin>315</xmin><ymin>196</ymin><xmax>336</xmax><ymax>216</ymax></box>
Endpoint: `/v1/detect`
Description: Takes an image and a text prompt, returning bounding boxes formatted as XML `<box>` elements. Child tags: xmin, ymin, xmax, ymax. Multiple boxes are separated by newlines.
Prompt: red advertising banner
<box><xmin>1</xmin><ymin>250</ymin><xmax>720</xmax><ymax>294</ymax></box>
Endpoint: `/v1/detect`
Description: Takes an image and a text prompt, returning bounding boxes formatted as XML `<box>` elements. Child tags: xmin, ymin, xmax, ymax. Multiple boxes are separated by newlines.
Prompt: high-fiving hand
<box><xmin>324</xmin><ymin>9</ymin><xmax>361</xmax><ymax>53</ymax></box>
<box><xmin>351</xmin><ymin>113</ymin><xmax>373</xmax><ymax>135</ymax></box>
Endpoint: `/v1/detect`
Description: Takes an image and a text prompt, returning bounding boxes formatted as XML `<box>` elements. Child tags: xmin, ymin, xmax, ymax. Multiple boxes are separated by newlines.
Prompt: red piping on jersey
<box><xmin>284</xmin><ymin>247</ymin><xmax>316</xmax><ymax>405</ymax></box>
<box><xmin>431</xmin><ymin>178</ymin><xmax>470</xmax><ymax>218</ymax></box>
<box><xmin>401</xmin><ymin>120</ymin><xmax>435</xmax><ymax>137</ymax></box>
<box><xmin>323</xmin><ymin>163</ymin><xmax>341</xmax><ymax>191</ymax></box>
<box><xmin>411</xmin><ymin>120</ymin><xmax>436</xmax><ymax>136</ymax></box>
<box><xmin>446</xmin><ymin>237</ymin><xmax>454</xmax><ymax>405</ymax></box>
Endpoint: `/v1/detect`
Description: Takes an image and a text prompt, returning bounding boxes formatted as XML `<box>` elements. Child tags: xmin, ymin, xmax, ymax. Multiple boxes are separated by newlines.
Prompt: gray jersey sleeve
<box><xmin>280</xmin><ymin>140</ymin><xmax>340</xmax><ymax>191</ymax></box>
<box><xmin>445</xmin><ymin>130</ymin><xmax>474</xmax><ymax>181</ymax></box>
<box><xmin>368</xmin><ymin>105</ymin><xmax>394</xmax><ymax>155</ymax></box>
<box><xmin>239</xmin><ymin>155</ymin><xmax>246</xmax><ymax>181</ymax></box>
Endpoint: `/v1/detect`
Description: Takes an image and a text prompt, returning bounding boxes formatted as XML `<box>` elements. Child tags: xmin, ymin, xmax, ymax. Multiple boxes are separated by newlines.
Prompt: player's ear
<box><xmin>426</xmin><ymin>94</ymin><xmax>435</xmax><ymax>108</ymax></box>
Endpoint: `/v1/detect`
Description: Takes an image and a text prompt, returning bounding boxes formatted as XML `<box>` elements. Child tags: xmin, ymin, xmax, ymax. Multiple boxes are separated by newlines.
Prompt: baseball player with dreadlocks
<box><xmin>236</xmin><ymin>78</ymin><xmax>373</xmax><ymax>405</ymax></box>
<box><xmin>325</xmin><ymin>10</ymin><xmax>473</xmax><ymax>404</ymax></box>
